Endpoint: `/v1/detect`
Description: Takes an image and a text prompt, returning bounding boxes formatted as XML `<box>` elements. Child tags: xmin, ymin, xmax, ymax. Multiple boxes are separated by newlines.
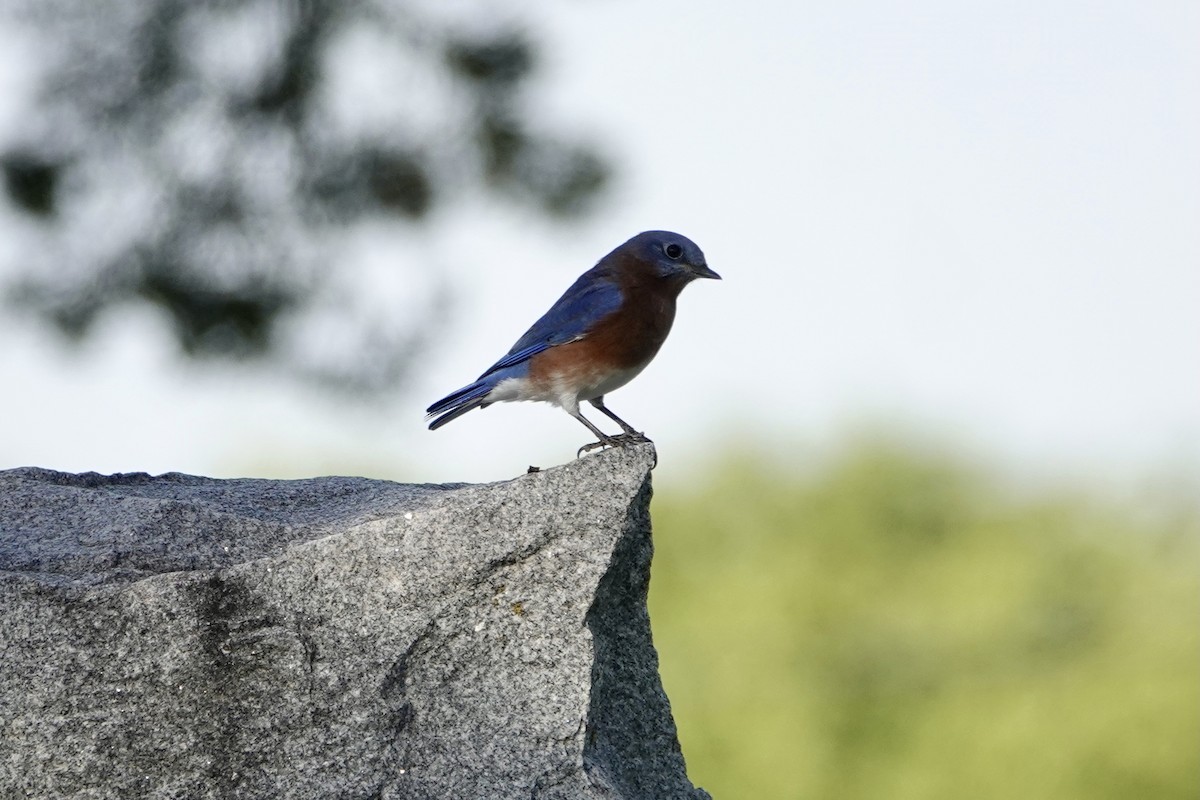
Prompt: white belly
<box><xmin>488</xmin><ymin>360</ymin><xmax>649</xmax><ymax>415</ymax></box>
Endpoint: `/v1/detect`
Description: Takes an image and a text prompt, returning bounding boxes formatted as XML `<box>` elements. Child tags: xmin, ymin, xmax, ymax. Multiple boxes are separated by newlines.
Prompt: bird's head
<box><xmin>622</xmin><ymin>230</ymin><xmax>721</xmax><ymax>284</ymax></box>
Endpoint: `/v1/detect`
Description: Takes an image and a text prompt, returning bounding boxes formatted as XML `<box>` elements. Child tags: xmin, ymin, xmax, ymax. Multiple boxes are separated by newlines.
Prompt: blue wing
<box><xmin>425</xmin><ymin>265</ymin><xmax>622</xmax><ymax>430</ymax></box>
<box><xmin>477</xmin><ymin>265</ymin><xmax>623</xmax><ymax>379</ymax></box>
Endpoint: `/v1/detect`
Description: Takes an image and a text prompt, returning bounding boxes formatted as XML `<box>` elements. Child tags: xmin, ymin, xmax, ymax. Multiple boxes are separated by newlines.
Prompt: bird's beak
<box><xmin>693</xmin><ymin>263</ymin><xmax>722</xmax><ymax>280</ymax></box>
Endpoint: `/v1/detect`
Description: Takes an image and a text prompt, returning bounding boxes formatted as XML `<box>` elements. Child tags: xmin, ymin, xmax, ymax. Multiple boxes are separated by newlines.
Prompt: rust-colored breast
<box><xmin>527</xmin><ymin>267</ymin><xmax>680</xmax><ymax>391</ymax></box>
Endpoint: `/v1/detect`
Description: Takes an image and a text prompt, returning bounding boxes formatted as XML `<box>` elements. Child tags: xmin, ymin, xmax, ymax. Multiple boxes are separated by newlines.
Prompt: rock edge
<box><xmin>0</xmin><ymin>443</ymin><xmax>708</xmax><ymax>800</ymax></box>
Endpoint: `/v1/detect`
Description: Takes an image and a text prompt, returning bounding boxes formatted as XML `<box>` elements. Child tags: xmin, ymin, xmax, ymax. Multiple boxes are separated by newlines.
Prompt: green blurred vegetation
<box><xmin>650</xmin><ymin>440</ymin><xmax>1199</xmax><ymax>800</ymax></box>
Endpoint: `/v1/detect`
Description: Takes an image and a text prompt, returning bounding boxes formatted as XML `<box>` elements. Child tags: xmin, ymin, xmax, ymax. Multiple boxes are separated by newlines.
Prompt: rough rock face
<box><xmin>0</xmin><ymin>443</ymin><xmax>708</xmax><ymax>800</ymax></box>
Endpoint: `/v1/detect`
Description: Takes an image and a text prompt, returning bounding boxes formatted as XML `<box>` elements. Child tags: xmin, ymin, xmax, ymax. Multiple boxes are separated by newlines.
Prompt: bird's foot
<box><xmin>576</xmin><ymin>432</ymin><xmax>651</xmax><ymax>457</ymax></box>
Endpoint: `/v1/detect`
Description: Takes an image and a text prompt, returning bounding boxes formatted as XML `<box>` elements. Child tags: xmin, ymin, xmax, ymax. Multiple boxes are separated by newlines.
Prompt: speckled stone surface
<box><xmin>0</xmin><ymin>443</ymin><xmax>708</xmax><ymax>800</ymax></box>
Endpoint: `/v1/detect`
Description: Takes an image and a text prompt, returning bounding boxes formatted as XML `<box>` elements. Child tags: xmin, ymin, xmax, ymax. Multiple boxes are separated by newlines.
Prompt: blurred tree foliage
<box><xmin>0</xmin><ymin>0</ymin><xmax>610</xmax><ymax>392</ymax></box>
<box><xmin>651</xmin><ymin>441</ymin><xmax>1200</xmax><ymax>800</ymax></box>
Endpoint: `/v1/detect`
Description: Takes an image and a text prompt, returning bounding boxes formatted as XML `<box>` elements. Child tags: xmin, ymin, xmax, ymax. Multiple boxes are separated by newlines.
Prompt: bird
<box><xmin>426</xmin><ymin>230</ymin><xmax>720</xmax><ymax>455</ymax></box>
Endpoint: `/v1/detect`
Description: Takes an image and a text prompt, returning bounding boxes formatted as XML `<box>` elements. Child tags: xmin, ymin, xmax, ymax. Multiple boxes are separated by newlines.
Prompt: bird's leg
<box><xmin>575</xmin><ymin>399</ymin><xmax>651</xmax><ymax>457</ymax></box>
<box><xmin>571</xmin><ymin>410</ymin><xmax>621</xmax><ymax>457</ymax></box>
<box><xmin>589</xmin><ymin>397</ymin><xmax>650</xmax><ymax>442</ymax></box>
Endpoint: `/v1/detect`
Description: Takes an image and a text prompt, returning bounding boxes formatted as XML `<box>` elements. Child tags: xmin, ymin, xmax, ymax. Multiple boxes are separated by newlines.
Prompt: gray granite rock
<box><xmin>0</xmin><ymin>443</ymin><xmax>708</xmax><ymax>800</ymax></box>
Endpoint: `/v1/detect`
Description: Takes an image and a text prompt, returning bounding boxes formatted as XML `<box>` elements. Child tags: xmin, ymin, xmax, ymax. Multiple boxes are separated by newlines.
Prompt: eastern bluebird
<box><xmin>426</xmin><ymin>230</ymin><xmax>720</xmax><ymax>454</ymax></box>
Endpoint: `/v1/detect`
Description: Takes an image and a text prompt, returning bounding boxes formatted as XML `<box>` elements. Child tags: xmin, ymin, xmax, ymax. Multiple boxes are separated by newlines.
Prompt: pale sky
<box><xmin>1</xmin><ymin>1</ymin><xmax>1197</xmax><ymax>485</ymax></box>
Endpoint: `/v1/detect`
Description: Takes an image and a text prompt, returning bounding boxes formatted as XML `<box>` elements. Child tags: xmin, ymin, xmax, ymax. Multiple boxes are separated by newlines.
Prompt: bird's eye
<box><xmin>664</xmin><ymin>243</ymin><xmax>684</xmax><ymax>260</ymax></box>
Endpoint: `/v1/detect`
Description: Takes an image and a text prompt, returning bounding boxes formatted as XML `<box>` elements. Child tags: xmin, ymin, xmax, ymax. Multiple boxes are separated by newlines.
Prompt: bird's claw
<box><xmin>576</xmin><ymin>432</ymin><xmax>651</xmax><ymax>458</ymax></box>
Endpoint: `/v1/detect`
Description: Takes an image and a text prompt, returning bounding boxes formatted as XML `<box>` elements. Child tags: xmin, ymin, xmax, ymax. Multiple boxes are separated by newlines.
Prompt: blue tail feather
<box><xmin>426</xmin><ymin>380</ymin><xmax>494</xmax><ymax>430</ymax></box>
<box><xmin>427</xmin><ymin>361</ymin><xmax>530</xmax><ymax>430</ymax></box>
